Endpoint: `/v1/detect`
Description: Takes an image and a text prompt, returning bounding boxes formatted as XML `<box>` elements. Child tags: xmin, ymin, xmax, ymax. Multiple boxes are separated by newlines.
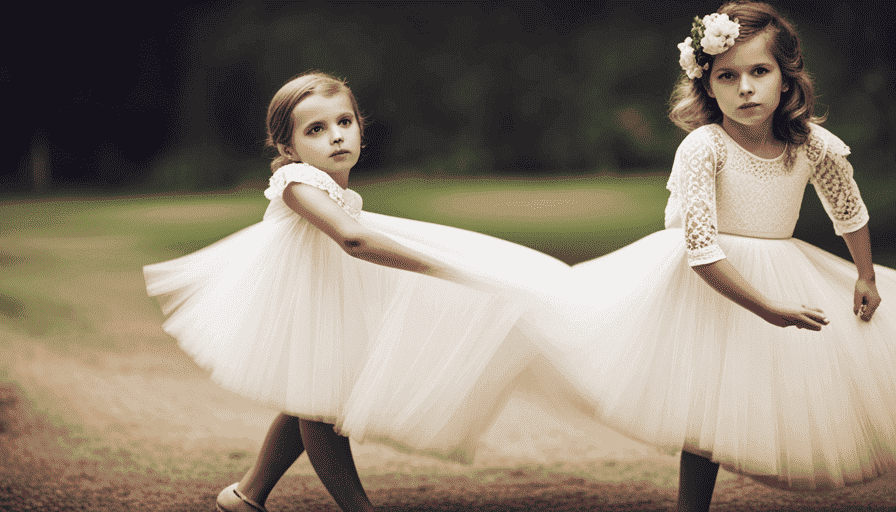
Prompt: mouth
<box><xmin>738</xmin><ymin>102</ymin><xmax>761</xmax><ymax>109</ymax></box>
<box><xmin>330</xmin><ymin>149</ymin><xmax>351</xmax><ymax>157</ymax></box>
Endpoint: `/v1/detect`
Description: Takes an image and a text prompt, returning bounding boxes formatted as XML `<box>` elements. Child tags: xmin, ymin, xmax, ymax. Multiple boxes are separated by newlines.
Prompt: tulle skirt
<box><xmin>563</xmin><ymin>228</ymin><xmax>896</xmax><ymax>491</ymax></box>
<box><xmin>144</xmin><ymin>208</ymin><xmax>585</xmax><ymax>463</ymax></box>
<box><xmin>337</xmin><ymin>213</ymin><xmax>597</xmax><ymax>462</ymax></box>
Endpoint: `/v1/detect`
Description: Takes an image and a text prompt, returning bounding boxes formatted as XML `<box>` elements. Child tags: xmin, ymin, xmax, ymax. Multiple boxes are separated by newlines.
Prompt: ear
<box><xmin>781</xmin><ymin>82</ymin><xmax>790</xmax><ymax>92</ymax></box>
<box><xmin>277</xmin><ymin>143</ymin><xmax>295</xmax><ymax>161</ymax></box>
<box><xmin>705</xmin><ymin>81</ymin><xmax>716</xmax><ymax>99</ymax></box>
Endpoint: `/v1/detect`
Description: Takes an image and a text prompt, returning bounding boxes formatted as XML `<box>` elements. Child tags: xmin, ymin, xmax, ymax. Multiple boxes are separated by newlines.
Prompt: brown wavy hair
<box><xmin>669</xmin><ymin>1</ymin><xmax>823</xmax><ymax>145</ymax></box>
<box><xmin>266</xmin><ymin>71</ymin><xmax>365</xmax><ymax>172</ymax></box>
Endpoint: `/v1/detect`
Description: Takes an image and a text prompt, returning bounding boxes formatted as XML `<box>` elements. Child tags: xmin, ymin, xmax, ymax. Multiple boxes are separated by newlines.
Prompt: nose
<box><xmin>739</xmin><ymin>75</ymin><xmax>754</xmax><ymax>97</ymax></box>
<box><xmin>331</xmin><ymin>126</ymin><xmax>344</xmax><ymax>145</ymax></box>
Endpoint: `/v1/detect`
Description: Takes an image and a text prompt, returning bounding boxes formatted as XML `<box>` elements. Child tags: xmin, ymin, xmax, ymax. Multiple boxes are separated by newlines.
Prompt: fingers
<box><xmin>794</xmin><ymin>305</ymin><xmax>828</xmax><ymax>331</ymax></box>
<box><xmin>797</xmin><ymin>316</ymin><xmax>825</xmax><ymax>331</ymax></box>
<box><xmin>803</xmin><ymin>305</ymin><xmax>828</xmax><ymax>325</ymax></box>
<box><xmin>856</xmin><ymin>292</ymin><xmax>882</xmax><ymax>322</ymax></box>
<box><xmin>858</xmin><ymin>299</ymin><xmax>880</xmax><ymax>321</ymax></box>
<box><xmin>855</xmin><ymin>278</ymin><xmax>883</xmax><ymax>321</ymax></box>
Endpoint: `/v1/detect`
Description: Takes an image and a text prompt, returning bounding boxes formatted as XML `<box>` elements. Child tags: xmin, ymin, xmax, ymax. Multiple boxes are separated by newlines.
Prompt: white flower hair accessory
<box><xmin>677</xmin><ymin>13</ymin><xmax>740</xmax><ymax>79</ymax></box>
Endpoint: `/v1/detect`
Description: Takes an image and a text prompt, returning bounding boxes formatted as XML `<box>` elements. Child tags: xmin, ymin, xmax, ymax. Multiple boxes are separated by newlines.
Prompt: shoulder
<box><xmin>680</xmin><ymin>124</ymin><xmax>716</xmax><ymax>145</ymax></box>
<box><xmin>264</xmin><ymin>163</ymin><xmax>340</xmax><ymax>201</ymax></box>
<box><xmin>675</xmin><ymin>124</ymin><xmax>725</xmax><ymax>168</ymax></box>
<box><xmin>806</xmin><ymin>123</ymin><xmax>851</xmax><ymax>164</ymax></box>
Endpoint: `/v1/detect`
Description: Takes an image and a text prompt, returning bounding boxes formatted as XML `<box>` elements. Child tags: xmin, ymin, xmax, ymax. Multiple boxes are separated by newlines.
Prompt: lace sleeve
<box><xmin>264</xmin><ymin>163</ymin><xmax>349</xmax><ymax>209</ymax></box>
<box><xmin>807</xmin><ymin>128</ymin><xmax>869</xmax><ymax>236</ymax></box>
<box><xmin>674</xmin><ymin>130</ymin><xmax>726</xmax><ymax>266</ymax></box>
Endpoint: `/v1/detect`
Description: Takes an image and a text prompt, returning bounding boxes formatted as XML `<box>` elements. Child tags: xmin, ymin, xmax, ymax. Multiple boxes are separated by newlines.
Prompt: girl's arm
<box><xmin>841</xmin><ymin>223</ymin><xmax>881</xmax><ymax>321</ymax></box>
<box><xmin>807</xmin><ymin>126</ymin><xmax>878</xmax><ymax>320</ymax></box>
<box><xmin>692</xmin><ymin>259</ymin><xmax>829</xmax><ymax>330</ymax></box>
<box><xmin>283</xmin><ymin>182</ymin><xmax>451</xmax><ymax>278</ymax></box>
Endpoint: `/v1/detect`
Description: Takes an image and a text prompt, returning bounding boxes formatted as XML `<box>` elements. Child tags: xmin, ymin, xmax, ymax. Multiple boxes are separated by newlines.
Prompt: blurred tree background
<box><xmin>2</xmin><ymin>0</ymin><xmax>894</xmax><ymax>193</ymax></box>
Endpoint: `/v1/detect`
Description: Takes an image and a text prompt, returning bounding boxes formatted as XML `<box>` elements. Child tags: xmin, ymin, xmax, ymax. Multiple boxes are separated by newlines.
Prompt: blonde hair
<box><xmin>266</xmin><ymin>71</ymin><xmax>364</xmax><ymax>172</ymax></box>
<box><xmin>669</xmin><ymin>1</ymin><xmax>823</xmax><ymax>146</ymax></box>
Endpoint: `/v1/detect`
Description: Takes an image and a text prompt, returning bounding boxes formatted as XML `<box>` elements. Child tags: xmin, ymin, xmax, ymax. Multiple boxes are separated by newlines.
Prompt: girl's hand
<box><xmin>854</xmin><ymin>275</ymin><xmax>881</xmax><ymax>321</ymax></box>
<box><xmin>841</xmin><ymin>225</ymin><xmax>879</xmax><ymax>322</ymax></box>
<box><xmin>760</xmin><ymin>302</ymin><xmax>829</xmax><ymax>331</ymax></box>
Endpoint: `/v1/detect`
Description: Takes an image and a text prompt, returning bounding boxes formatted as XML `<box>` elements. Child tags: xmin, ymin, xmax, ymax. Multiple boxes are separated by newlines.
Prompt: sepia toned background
<box><xmin>2</xmin><ymin>1</ymin><xmax>896</xmax><ymax>510</ymax></box>
<box><xmin>4</xmin><ymin>0</ymin><xmax>895</xmax><ymax>257</ymax></box>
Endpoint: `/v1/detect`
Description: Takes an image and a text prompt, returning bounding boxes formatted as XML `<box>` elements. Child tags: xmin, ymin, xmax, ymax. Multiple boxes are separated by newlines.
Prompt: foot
<box><xmin>216</xmin><ymin>483</ymin><xmax>269</xmax><ymax>512</ymax></box>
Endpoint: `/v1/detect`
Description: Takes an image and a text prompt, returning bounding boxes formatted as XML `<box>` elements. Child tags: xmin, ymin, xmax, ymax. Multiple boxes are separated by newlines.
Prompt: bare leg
<box><xmin>678</xmin><ymin>450</ymin><xmax>719</xmax><ymax>512</ymax></box>
<box><xmin>237</xmin><ymin>413</ymin><xmax>305</xmax><ymax>506</ymax></box>
<box><xmin>300</xmin><ymin>419</ymin><xmax>375</xmax><ymax>512</ymax></box>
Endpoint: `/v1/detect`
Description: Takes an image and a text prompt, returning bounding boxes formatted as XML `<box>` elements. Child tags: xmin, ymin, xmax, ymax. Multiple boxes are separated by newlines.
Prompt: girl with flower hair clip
<box><xmin>560</xmin><ymin>2</ymin><xmax>896</xmax><ymax>510</ymax></box>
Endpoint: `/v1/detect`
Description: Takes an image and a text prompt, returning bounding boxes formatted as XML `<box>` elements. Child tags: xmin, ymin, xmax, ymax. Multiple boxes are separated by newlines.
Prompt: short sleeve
<box><xmin>264</xmin><ymin>163</ymin><xmax>357</xmax><ymax>217</ymax></box>
<box><xmin>806</xmin><ymin>126</ymin><xmax>869</xmax><ymax>236</ymax></box>
<box><xmin>669</xmin><ymin>128</ymin><xmax>727</xmax><ymax>266</ymax></box>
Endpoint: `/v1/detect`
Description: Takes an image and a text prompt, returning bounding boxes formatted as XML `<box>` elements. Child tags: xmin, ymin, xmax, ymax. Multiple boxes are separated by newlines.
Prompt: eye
<box><xmin>717</xmin><ymin>71</ymin><xmax>734</xmax><ymax>81</ymax></box>
<box><xmin>339</xmin><ymin>116</ymin><xmax>353</xmax><ymax>126</ymax></box>
<box><xmin>306</xmin><ymin>125</ymin><xmax>323</xmax><ymax>135</ymax></box>
<box><xmin>753</xmin><ymin>67</ymin><xmax>769</xmax><ymax>76</ymax></box>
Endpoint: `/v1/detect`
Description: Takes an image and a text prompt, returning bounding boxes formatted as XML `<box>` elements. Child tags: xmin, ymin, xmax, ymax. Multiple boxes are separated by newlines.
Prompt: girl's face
<box><xmin>707</xmin><ymin>31</ymin><xmax>788</xmax><ymax>131</ymax></box>
<box><xmin>286</xmin><ymin>92</ymin><xmax>361</xmax><ymax>175</ymax></box>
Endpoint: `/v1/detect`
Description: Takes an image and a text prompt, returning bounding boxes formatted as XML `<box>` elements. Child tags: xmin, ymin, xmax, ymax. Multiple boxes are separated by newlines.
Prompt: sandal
<box><xmin>216</xmin><ymin>483</ymin><xmax>269</xmax><ymax>512</ymax></box>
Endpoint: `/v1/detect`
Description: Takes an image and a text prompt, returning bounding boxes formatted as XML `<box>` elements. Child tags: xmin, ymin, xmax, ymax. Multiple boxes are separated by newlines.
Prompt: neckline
<box><xmin>713</xmin><ymin>124</ymin><xmax>787</xmax><ymax>162</ymax></box>
<box><xmin>284</xmin><ymin>163</ymin><xmax>352</xmax><ymax>193</ymax></box>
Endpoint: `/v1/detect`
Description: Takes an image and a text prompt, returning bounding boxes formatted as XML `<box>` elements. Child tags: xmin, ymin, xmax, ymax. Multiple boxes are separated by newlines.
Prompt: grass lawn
<box><xmin>1</xmin><ymin>173</ymin><xmax>893</xmax><ymax>353</ymax></box>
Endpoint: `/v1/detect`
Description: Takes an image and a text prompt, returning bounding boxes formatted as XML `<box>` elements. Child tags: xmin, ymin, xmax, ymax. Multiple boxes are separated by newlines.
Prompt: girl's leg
<box><xmin>678</xmin><ymin>450</ymin><xmax>719</xmax><ymax>512</ymax></box>
<box><xmin>299</xmin><ymin>419</ymin><xmax>375</xmax><ymax>512</ymax></box>
<box><xmin>237</xmin><ymin>412</ymin><xmax>306</xmax><ymax>505</ymax></box>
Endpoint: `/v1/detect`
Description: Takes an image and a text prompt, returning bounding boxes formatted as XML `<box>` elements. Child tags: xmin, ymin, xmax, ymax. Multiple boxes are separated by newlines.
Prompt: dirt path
<box><xmin>4</xmin><ymin>328</ymin><xmax>896</xmax><ymax>511</ymax></box>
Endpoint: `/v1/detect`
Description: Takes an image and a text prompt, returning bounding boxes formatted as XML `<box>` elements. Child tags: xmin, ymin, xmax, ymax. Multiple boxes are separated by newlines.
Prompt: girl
<box><xmin>561</xmin><ymin>2</ymin><xmax>896</xmax><ymax>510</ymax></box>
<box><xmin>144</xmin><ymin>72</ymin><xmax>583</xmax><ymax>512</ymax></box>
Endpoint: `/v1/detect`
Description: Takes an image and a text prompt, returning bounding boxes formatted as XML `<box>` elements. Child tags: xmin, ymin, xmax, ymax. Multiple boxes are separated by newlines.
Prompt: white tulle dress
<box><xmin>563</xmin><ymin>123</ymin><xmax>896</xmax><ymax>491</ymax></box>
<box><xmin>144</xmin><ymin>163</ymin><xmax>586</xmax><ymax>464</ymax></box>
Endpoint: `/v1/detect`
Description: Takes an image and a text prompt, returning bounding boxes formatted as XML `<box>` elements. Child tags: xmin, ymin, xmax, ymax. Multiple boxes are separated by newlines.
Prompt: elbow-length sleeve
<box><xmin>807</xmin><ymin>126</ymin><xmax>869</xmax><ymax>236</ymax></box>
<box><xmin>668</xmin><ymin>129</ymin><xmax>726</xmax><ymax>266</ymax></box>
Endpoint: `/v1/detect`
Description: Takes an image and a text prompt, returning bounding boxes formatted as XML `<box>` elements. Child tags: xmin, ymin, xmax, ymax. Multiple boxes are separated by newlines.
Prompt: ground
<box><xmin>2</xmin><ymin>184</ymin><xmax>896</xmax><ymax>511</ymax></box>
<box><xmin>3</xmin><ymin>341</ymin><xmax>896</xmax><ymax>511</ymax></box>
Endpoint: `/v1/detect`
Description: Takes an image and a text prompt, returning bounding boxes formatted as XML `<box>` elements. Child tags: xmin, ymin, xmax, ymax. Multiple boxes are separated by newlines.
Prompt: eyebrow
<box><xmin>300</xmin><ymin>111</ymin><xmax>354</xmax><ymax>129</ymax></box>
<box><xmin>714</xmin><ymin>62</ymin><xmax>774</xmax><ymax>73</ymax></box>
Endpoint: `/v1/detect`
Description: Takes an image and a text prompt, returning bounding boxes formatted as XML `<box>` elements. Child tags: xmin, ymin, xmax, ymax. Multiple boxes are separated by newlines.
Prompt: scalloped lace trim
<box><xmin>264</xmin><ymin>163</ymin><xmax>362</xmax><ymax>220</ymax></box>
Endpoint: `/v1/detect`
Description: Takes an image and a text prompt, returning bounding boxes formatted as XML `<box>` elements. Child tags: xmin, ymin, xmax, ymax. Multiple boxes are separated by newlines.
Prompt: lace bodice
<box><xmin>263</xmin><ymin>163</ymin><xmax>363</xmax><ymax>221</ymax></box>
<box><xmin>665</xmin><ymin>123</ymin><xmax>868</xmax><ymax>266</ymax></box>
